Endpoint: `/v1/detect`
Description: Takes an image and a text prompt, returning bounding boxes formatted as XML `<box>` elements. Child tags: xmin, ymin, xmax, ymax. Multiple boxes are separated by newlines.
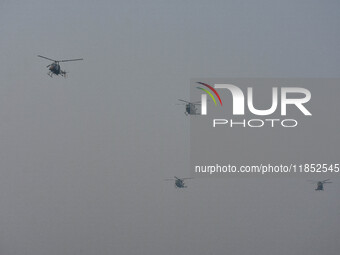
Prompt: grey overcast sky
<box><xmin>0</xmin><ymin>1</ymin><xmax>339</xmax><ymax>255</ymax></box>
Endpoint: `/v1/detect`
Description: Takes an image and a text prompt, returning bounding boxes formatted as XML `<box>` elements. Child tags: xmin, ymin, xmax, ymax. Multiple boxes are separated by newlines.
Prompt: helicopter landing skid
<box><xmin>61</xmin><ymin>71</ymin><xmax>67</xmax><ymax>78</ymax></box>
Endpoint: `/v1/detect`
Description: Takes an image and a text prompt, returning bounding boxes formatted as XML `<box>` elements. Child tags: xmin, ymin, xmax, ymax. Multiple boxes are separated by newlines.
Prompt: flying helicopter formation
<box><xmin>36</xmin><ymin>56</ymin><xmax>336</xmax><ymax>191</ymax></box>
<box><xmin>38</xmin><ymin>55</ymin><xmax>83</xmax><ymax>77</ymax></box>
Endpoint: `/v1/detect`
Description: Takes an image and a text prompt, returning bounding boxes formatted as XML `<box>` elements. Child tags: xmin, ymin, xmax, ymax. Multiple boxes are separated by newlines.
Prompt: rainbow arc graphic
<box><xmin>196</xmin><ymin>82</ymin><xmax>223</xmax><ymax>106</ymax></box>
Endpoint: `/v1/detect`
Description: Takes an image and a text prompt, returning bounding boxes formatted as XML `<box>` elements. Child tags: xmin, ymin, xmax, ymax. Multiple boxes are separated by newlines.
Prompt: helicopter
<box><xmin>177</xmin><ymin>99</ymin><xmax>201</xmax><ymax>115</ymax></box>
<box><xmin>308</xmin><ymin>179</ymin><xmax>332</xmax><ymax>190</ymax></box>
<box><xmin>38</xmin><ymin>55</ymin><xmax>83</xmax><ymax>77</ymax></box>
<box><xmin>164</xmin><ymin>176</ymin><xmax>193</xmax><ymax>188</ymax></box>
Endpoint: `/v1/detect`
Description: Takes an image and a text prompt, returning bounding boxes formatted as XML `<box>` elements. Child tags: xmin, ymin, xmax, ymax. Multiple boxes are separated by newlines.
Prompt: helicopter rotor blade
<box><xmin>173</xmin><ymin>176</ymin><xmax>192</xmax><ymax>180</ymax></box>
<box><xmin>38</xmin><ymin>55</ymin><xmax>56</xmax><ymax>62</ymax></box>
<box><xmin>178</xmin><ymin>99</ymin><xmax>190</xmax><ymax>104</ymax></box>
<box><xmin>321</xmin><ymin>179</ymin><xmax>330</xmax><ymax>183</ymax></box>
<box><xmin>60</xmin><ymin>58</ymin><xmax>83</xmax><ymax>63</ymax></box>
<box><xmin>192</xmin><ymin>101</ymin><xmax>201</xmax><ymax>105</ymax></box>
<box><xmin>307</xmin><ymin>180</ymin><xmax>317</xmax><ymax>183</ymax></box>
<box><xmin>178</xmin><ymin>99</ymin><xmax>202</xmax><ymax>105</ymax></box>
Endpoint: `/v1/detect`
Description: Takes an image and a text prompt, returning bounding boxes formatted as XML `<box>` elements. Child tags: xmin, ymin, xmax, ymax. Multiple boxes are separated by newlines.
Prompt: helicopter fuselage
<box><xmin>185</xmin><ymin>103</ymin><xmax>198</xmax><ymax>115</ymax></box>
<box><xmin>49</xmin><ymin>63</ymin><xmax>61</xmax><ymax>75</ymax></box>
<box><xmin>175</xmin><ymin>179</ymin><xmax>187</xmax><ymax>188</ymax></box>
<box><xmin>315</xmin><ymin>182</ymin><xmax>324</xmax><ymax>190</ymax></box>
